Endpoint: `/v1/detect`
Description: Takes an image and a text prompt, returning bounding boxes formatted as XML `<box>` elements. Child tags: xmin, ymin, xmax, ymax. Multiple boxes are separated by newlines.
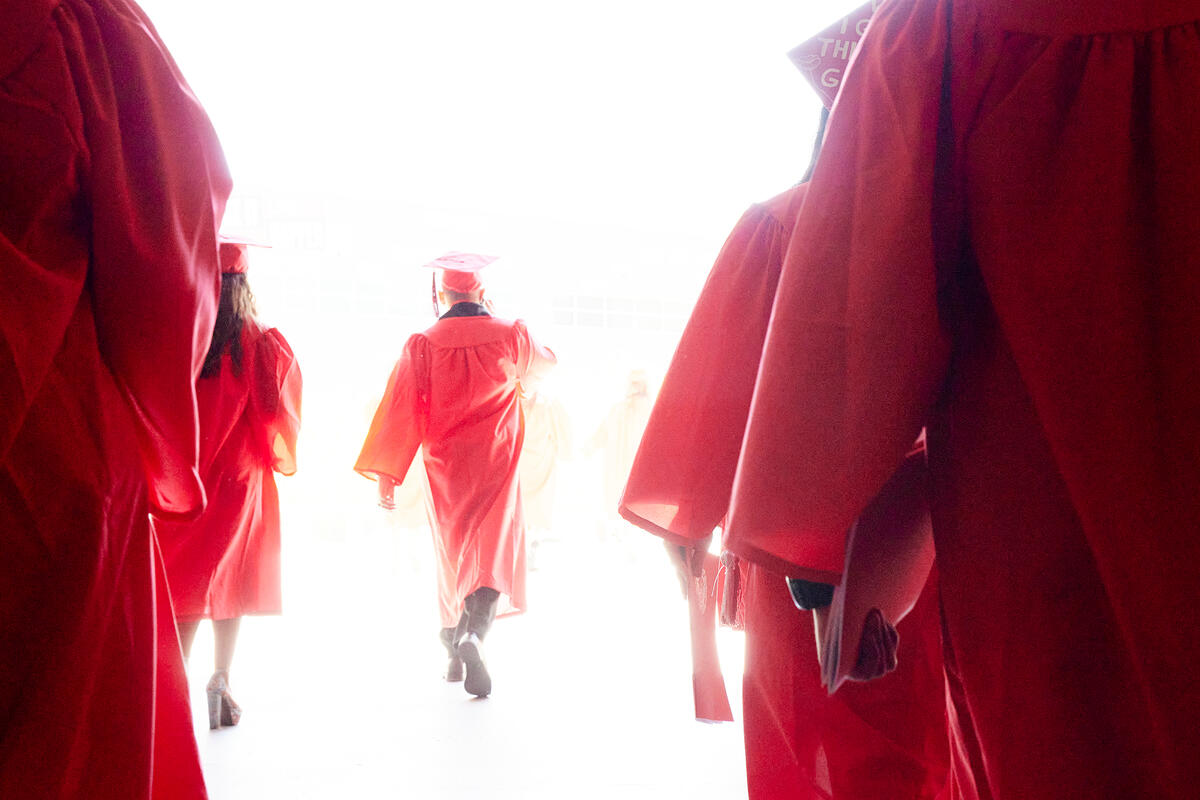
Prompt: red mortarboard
<box><xmin>218</xmin><ymin>234</ymin><xmax>271</xmax><ymax>275</ymax></box>
<box><xmin>788</xmin><ymin>1</ymin><xmax>883</xmax><ymax>108</ymax></box>
<box><xmin>423</xmin><ymin>252</ymin><xmax>498</xmax><ymax>294</ymax></box>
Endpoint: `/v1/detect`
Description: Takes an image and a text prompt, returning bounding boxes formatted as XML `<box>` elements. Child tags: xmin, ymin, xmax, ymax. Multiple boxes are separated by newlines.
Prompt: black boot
<box><xmin>459</xmin><ymin>587</ymin><xmax>499</xmax><ymax>697</ymax></box>
<box><xmin>439</xmin><ymin>615</ymin><xmax>467</xmax><ymax>682</ymax></box>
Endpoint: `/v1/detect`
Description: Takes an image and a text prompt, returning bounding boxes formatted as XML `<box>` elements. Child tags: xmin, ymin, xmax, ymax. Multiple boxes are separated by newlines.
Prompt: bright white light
<box><xmin>137</xmin><ymin>0</ymin><xmax>866</xmax><ymax>471</ymax></box>
<box><xmin>145</xmin><ymin>0</ymin><xmax>862</xmax><ymax>239</ymax></box>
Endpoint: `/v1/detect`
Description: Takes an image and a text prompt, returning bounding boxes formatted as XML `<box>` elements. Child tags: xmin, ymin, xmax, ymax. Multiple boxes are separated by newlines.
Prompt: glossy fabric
<box><xmin>726</xmin><ymin>1</ymin><xmax>1200</xmax><ymax>795</ymax></box>
<box><xmin>158</xmin><ymin>324</ymin><xmax>302</xmax><ymax>620</ymax></box>
<box><xmin>621</xmin><ymin>185</ymin><xmax>947</xmax><ymax>799</ymax></box>
<box><xmin>618</xmin><ymin>188</ymin><xmax>807</xmax><ymax>546</ymax></box>
<box><xmin>357</xmin><ymin>311</ymin><xmax>555</xmax><ymax>626</ymax></box>
<box><xmin>742</xmin><ymin>563</ymin><xmax>947</xmax><ymax>800</ymax></box>
<box><xmin>0</xmin><ymin>0</ymin><xmax>230</xmax><ymax>795</ymax></box>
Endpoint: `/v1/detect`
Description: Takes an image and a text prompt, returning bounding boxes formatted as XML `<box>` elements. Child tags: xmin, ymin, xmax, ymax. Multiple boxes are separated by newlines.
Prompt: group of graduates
<box><xmin>4</xmin><ymin>0</ymin><xmax>1200</xmax><ymax>798</ymax></box>
<box><xmin>622</xmin><ymin>0</ymin><xmax>1200</xmax><ymax>799</ymax></box>
<box><xmin>1</xmin><ymin>0</ymin><xmax>299</xmax><ymax>796</ymax></box>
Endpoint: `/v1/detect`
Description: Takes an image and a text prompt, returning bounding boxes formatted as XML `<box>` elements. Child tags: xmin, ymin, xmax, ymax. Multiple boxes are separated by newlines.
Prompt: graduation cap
<box><xmin>422</xmin><ymin>252</ymin><xmax>499</xmax><ymax>314</ymax></box>
<box><xmin>423</xmin><ymin>251</ymin><xmax>499</xmax><ymax>293</ymax></box>
<box><xmin>218</xmin><ymin>234</ymin><xmax>271</xmax><ymax>275</ymax></box>
<box><xmin>788</xmin><ymin>1</ymin><xmax>883</xmax><ymax>108</ymax></box>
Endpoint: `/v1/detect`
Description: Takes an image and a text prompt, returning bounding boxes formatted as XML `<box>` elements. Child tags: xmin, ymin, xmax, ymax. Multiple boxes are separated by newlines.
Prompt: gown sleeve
<box><xmin>253</xmin><ymin>327</ymin><xmax>303</xmax><ymax>476</ymax></box>
<box><xmin>725</xmin><ymin>0</ymin><xmax>955</xmax><ymax>581</ymax></box>
<box><xmin>619</xmin><ymin>193</ymin><xmax>796</xmax><ymax>546</ymax></box>
<box><xmin>0</xmin><ymin>50</ymin><xmax>89</xmax><ymax>463</ymax></box>
<box><xmin>512</xmin><ymin>319</ymin><xmax>557</xmax><ymax>390</ymax></box>
<box><xmin>355</xmin><ymin>334</ymin><xmax>432</xmax><ymax>484</ymax></box>
<box><xmin>85</xmin><ymin>0</ymin><xmax>232</xmax><ymax>520</ymax></box>
<box><xmin>0</xmin><ymin>0</ymin><xmax>231</xmax><ymax>524</ymax></box>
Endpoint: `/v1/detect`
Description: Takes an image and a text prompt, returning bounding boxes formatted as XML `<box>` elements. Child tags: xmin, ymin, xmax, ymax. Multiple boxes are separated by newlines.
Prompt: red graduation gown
<box><xmin>741</xmin><ymin>562</ymin><xmax>947</xmax><ymax>800</ymax></box>
<box><xmin>620</xmin><ymin>185</ymin><xmax>948</xmax><ymax>799</ymax></box>
<box><xmin>158</xmin><ymin>324</ymin><xmax>302</xmax><ymax>621</ymax></box>
<box><xmin>726</xmin><ymin>1</ymin><xmax>1200</xmax><ymax>796</ymax></box>
<box><xmin>357</xmin><ymin>311</ymin><xmax>556</xmax><ymax>627</ymax></box>
<box><xmin>0</xmin><ymin>0</ymin><xmax>230</xmax><ymax>796</ymax></box>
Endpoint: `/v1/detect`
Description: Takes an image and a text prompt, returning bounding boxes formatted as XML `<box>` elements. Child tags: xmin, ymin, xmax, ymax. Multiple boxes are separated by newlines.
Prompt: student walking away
<box><xmin>157</xmin><ymin>237</ymin><xmax>302</xmax><ymax>730</ymax></box>
<box><xmin>357</xmin><ymin>253</ymin><xmax>556</xmax><ymax>698</ymax></box>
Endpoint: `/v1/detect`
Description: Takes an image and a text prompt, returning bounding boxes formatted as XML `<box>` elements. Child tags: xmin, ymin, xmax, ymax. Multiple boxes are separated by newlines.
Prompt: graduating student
<box><xmin>157</xmin><ymin>239</ymin><xmax>302</xmax><ymax>730</ymax></box>
<box><xmin>0</xmin><ymin>0</ymin><xmax>231</xmax><ymax>795</ymax></box>
<box><xmin>356</xmin><ymin>253</ymin><xmax>556</xmax><ymax>698</ymax></box>
<box><xmin>726</xmin><ymin>1</ymin><xmax>1200</xmax><ymax>796</ymax></box>
<box><xmin>586</xmin><ymin>369</ymin><xmax>653</xmax><ymax>519</ymax></box>
<box><xmin>621</xmin><ymin>183</ymin><xmax>947</xmax><ymax>799</ymax></box>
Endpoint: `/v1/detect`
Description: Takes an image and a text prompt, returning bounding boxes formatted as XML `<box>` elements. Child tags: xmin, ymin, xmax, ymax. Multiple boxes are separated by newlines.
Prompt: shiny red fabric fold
<box><xmin>79</xmin><ymin>0</ymin><xmax>230</xmax><ymax>521</ymax></box>
<box><xmin>158</xmin><ymin>324</ymin><xmax>302</xmax><ymax>620</ymax></box>
<box><xmin>727</xmin><ymin>0</ymin><xmax>1200</xmax><ymax>795</ymax></box>
<box><xmin>0</xmin><ymin>0</ymin><xmax>229</xmax><ymax>794</ymax></box>
<box><xmin>357</xmin><ymin>314</ymin><xmax>555</xmax><ymax>626</ymax></box>
<box><xmin>259</xmin><ymin>327</ymin><xmax>302</xmax><ymax>475</ymax></box>
<box><xmin>355</xmin><ymin>335</ymin><xmax>431</xmax><ymax>486</ymax></box>
<box><xmin>619</xmin><ymin>187</ymin><xmax>805</xmax><ymax>547</ymax></box>
<box><xmin>620</xmin><ymin>183</ymin><xmax>948</xmax><ymax>799</ymax></box>
<box><xmin>815</xmin><ymin>446</ymin><xmax>935</xmax><ymax>693</ymax></box>
<box><xmin>742</xmin><ymin>563</ymin><xmax>947</xmax><ymax>799</ymax></box>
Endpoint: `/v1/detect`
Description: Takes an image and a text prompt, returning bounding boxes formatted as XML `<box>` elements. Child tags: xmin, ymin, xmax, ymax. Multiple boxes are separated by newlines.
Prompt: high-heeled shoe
<box><xmin>206</xmin><ymin>670</ymin><xmax>243</xmax><ymax>730</ymax></box>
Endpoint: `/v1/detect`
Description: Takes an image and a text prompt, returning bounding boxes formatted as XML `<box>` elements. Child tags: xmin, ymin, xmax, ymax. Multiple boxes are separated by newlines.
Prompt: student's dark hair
<box><xmin>201</xmin><ymin>273</ymin><xmax>257</xmax><ymax>378</ymax></box>
<box><xmin>800</xmin><ymin>106</ymin><xmax>831</xmax><ymax>183</ymax></box>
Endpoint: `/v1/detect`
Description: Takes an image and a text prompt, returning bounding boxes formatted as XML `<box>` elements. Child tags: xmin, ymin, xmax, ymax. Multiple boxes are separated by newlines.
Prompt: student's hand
<box><xmin>378</xmin><ymin>475</ymin><xmax>397</xmax><ymax>510</ymax></box>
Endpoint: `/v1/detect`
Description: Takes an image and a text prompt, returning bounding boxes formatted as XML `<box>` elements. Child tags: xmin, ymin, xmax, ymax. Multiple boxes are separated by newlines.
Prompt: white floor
<box><xmin>184</xmin><ymin>519</ymin><xmax>748</xmax><ymax>799</ymax></box>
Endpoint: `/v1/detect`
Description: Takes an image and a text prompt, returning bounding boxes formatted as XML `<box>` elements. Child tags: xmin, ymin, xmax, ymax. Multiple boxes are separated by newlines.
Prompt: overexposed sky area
<box><xmin>142</xmin><ymin>0</ymin><xmax>862</xmax><ymax>262</ymax></box>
